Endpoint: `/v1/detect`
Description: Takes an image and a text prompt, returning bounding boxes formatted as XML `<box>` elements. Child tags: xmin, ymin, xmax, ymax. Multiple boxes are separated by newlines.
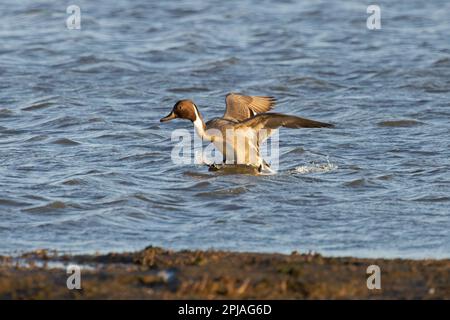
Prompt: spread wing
<box><xmin>236</xmin><ymin>113</ymin><xmax>334</xmax><ymax>130</ymax></box>
<box><xmin>235</xmin><ymin>113</ymin><xmax>334</xmax><ymax>142</ymax></box>
<box><xmin>223</xmin><ymin>93</ymin><xmax>276</xmax><ymax>121</ymax></box>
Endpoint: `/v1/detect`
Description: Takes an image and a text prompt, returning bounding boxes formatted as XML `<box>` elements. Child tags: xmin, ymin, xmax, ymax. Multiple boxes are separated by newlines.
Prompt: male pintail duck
<box><xmin>160</xmin><ymin>93</ymin><xmax>333</xmax><ymax>172</ymax></box>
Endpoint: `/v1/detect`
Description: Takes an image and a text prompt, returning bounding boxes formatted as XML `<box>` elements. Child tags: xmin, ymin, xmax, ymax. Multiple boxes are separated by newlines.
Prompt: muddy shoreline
<box><xmin>1</xmin><ymin>246</ymin><xmax>449</xmax><ymax>299</ymax></box>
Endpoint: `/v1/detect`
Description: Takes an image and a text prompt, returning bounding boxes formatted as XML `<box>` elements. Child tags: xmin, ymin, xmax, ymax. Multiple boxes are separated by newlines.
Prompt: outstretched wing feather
<box><xmin>224</xmin><ymin>93</ymin><xmax>276</xmax><ymax>121</ymax></box>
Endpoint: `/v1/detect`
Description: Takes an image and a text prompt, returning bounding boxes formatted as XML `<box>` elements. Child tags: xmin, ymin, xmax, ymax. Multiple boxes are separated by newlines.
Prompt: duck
<box><xmin>160</xmin><ymin>93</ymin><xmax>333</xmax><ymax>172</ymax></box>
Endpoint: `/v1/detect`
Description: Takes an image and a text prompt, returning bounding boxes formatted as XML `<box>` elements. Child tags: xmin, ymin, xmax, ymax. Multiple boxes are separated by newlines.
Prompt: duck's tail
<box><xmin>258</xmin><ymin>159</ymin><xmax>276</xmax><ymax>174</ymax></box>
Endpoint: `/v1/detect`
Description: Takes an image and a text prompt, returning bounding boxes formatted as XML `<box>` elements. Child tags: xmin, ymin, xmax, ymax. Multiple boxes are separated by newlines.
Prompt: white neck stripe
<box><xmin>192</xmin><ymin>105</ymin><xmax>207</xmax><ymax>139</ymax></box>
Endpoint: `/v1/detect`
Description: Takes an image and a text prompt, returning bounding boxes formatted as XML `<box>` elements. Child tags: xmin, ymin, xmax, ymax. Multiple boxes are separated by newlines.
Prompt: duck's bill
<box><xmin>160</xmin><ymin>112</ymin><xmax>177</xmax><ymax>122</ymax></box>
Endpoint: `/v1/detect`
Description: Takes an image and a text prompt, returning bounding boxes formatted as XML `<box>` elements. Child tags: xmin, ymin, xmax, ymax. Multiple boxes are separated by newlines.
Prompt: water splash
<box><xmin>293</xmin><ymin>158</ymin><xmax>338</xmax><ymax>174</ymax></box>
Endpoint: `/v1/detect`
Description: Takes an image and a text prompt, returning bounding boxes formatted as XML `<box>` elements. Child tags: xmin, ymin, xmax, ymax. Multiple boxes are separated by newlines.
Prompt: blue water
<box><xmin>0</xmin><ymin>0</ymin><xmax>449</xmax><ymax>258</ymax></box>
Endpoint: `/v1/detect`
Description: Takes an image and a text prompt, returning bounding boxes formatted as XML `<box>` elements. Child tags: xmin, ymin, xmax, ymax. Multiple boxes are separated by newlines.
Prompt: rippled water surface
<box><xmin>1</xmin><ymin>0</ymin><xmax>449</xmax><ymax>258</ymax></box>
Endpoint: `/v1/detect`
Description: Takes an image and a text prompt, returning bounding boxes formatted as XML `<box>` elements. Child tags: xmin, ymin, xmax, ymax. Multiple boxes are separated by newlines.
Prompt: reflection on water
<box><xmin>0</xmin><ymin>0</ymin><xmax>449</xmax><ymax>258</ymax></box>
